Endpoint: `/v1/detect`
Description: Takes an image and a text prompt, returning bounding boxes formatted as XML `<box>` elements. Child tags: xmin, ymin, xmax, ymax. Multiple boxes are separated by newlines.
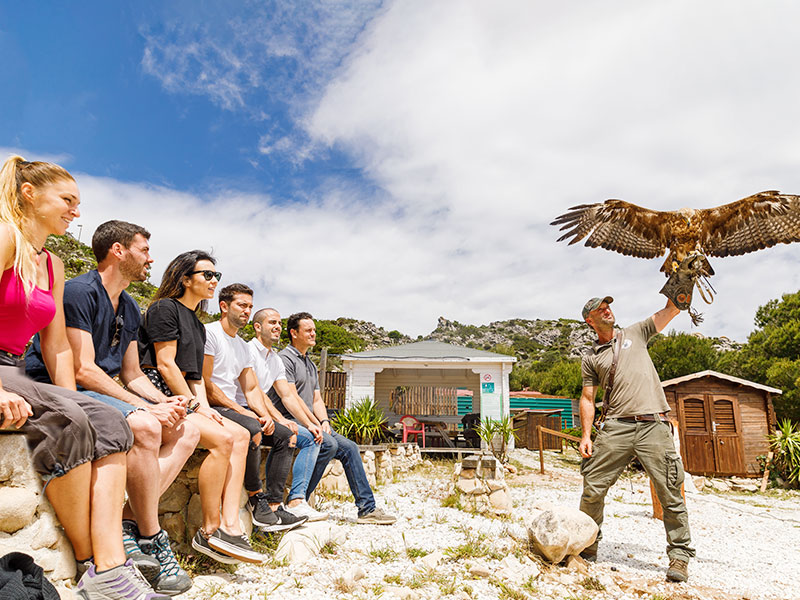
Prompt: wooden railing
<box><xmin>536</xmin><ymin>426</ymin><xmax>581</xmax><ymax>474</ymax></box>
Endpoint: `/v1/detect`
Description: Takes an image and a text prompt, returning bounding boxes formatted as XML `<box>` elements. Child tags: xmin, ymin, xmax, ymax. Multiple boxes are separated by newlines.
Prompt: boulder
<box><xmin>527</xmin><ymin>507</ymin><xmax>598</xmax><ymax>564</ymax></box>
<box><xmin>274</xmin><ymin>522</ymin><xmax>347</xmax><ymax>564</ymax></box>
<box><xmin>158</xmin><ymin>481</ymin><xmax>191</xmax><ymax>513</ymax></box>
<box><xmin>0</xmin><ymin>487</ymin><xmax>39</xmax><ymax>533</ymax></box>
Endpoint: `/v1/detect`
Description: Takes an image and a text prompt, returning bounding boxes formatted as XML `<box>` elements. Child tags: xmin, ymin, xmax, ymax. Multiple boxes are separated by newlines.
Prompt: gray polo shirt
<box><xmin>268</xmin><ymin>344</ymin><xmax>319</xmax><ymax>420</ymax></box>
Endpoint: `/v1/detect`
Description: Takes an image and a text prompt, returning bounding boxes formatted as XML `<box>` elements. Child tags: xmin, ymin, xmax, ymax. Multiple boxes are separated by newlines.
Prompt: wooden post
<box><xmin>538</xmin><ymin>425</ymin><xmax>545</xmax><ymax>474</ymax></box>
<box><xmin>319</xmin><ymin>347</ymin><xmax>328</xmax><ymax>404</ymax></box>
<box><xmin>760</xmin><ymin>451</ymin><xmax>774</xmax><ymax>493</ymax></box>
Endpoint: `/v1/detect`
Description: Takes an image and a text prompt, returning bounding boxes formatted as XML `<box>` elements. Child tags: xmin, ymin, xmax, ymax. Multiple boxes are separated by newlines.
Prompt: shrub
<box><xmin>331</xmin><ymin>397</ymin><xmax>387</xmax><ymax>445</ymax></box>
<box><xmin>768</xmin><ymin>419</ymin><xmax>800</xmax><ymax>487</ymax></box>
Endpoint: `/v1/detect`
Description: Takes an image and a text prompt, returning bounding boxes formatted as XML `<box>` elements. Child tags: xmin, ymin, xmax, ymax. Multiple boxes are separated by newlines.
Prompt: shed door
<box><xmin>710</xmin><ymin>394</ymin><xmax>745</xmax><ymax>475</ymax></box>
<box><xmin>678</xmin><ymin>394</ymin><xmax>715</xmax><ymax>474</ymax></box>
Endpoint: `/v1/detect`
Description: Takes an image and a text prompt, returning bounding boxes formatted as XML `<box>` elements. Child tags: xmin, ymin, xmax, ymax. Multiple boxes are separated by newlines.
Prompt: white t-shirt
<box><xmin>243</xmin><ymin>337</ymin><xmax>287</xmax><ymax>405</ymax></box>
<box><xmin>204</xmin><ymin>321</ymin><xmax>254</xmax><ymax>407</ymax></box>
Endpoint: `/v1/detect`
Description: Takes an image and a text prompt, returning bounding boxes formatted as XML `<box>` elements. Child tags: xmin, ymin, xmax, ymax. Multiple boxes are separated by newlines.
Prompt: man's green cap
<box><xmin>582</xmin><ymin>296</ymin><xmax>614</xmax><ymax>320</ymax></box>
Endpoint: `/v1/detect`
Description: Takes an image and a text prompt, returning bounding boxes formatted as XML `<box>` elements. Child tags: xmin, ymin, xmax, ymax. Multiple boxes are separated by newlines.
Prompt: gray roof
<box><xmin>343</xmin><ymin>340</ymin><xmax>516</xmax><ymax>362</ymax></box>
<box><xmin>661</xmin><ymin>370</ymin><xmax>782</xmax><ymax>394</ymax></box>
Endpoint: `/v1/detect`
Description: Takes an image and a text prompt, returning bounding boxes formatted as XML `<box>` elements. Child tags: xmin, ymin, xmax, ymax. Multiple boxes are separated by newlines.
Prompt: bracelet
<box><xmin>321</xmin><ymin>419</ymin><xmax>329</xmax><ymax>424</ymax></box>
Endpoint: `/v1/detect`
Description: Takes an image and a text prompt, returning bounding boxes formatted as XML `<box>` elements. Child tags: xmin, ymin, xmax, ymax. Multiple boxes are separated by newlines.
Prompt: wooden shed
<box><xmin>661</xmin><ymin>370</ymin><xmax>780</xmax><ymax>477</ymax></box>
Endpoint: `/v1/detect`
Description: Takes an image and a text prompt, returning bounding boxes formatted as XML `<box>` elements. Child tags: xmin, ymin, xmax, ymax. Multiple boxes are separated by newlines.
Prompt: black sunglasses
<box><xmin>110</xmin><ymin>315</ymin><xmax>124</xmax><ymax>347</ymax></box>
<box><xmin>188</xmin><ymin>270</ymin><xmax>222</xmax><ymax>281</ymax></box>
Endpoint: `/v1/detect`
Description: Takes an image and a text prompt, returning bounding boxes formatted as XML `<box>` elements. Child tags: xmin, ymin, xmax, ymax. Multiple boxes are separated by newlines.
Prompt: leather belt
<box><xmin>615</xmin><ymin>413</ymin><xmax>667</xmax><ymax>423</ymax></box>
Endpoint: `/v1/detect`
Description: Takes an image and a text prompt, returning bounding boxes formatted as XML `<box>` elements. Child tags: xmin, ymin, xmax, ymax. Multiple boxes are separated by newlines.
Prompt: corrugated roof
<box><xmin>660</xmin><ymin>370</ymin><xmax>782</xmax><ymax>394</ymax></box>
<box><xmin>343</xmin><ymin>340</ymin><xmax>516</xmax><ymax>362</ymax></box>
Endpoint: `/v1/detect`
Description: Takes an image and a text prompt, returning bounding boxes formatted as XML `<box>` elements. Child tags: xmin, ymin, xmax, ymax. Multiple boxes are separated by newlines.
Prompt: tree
<box><xmin>718</xmin><ymin>291</ymin><xmax>800</xmax><ymax>423</ymax></box>
<box><xmin>647</xmin><ymin>331</ymin><xmax>719</xmax><ymax>381</ymax></box>
<box><xmin>530</xmin><ymin>360</ymin><xmax>583</xmax><ymax>399</ymax></box>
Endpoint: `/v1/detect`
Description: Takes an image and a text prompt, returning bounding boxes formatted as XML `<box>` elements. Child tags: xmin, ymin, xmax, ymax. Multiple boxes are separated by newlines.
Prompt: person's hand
<box><xmin>242</xmin><ymin>408</ymin><xmax>260</xmax><ymax>421</ymax></box>
<box><xmin>321</xmin><ymin>420</ymin><xmax>332</xmax><ymax>435</ymax></box>
<box><xmin>170</xmin><ymin>394</ymin><xmax>190</xmax><ymax>408</ymax></box>
<box><xmin>196</xmin><ymin>405</ymin><xmax>223</xmax><ymax>425</ymax></box>
<box><xmin>281</xmin><ymin>419</ymin><xmax>299</xmax><ymax>436</ymax></box>
<box><xmin>0</xmin><ymin>389</ymin><xmax>33</xmax><ymax>430</ymax></box>
<box><xmin>259</xmin><ymin>415</ymin><xmax>275</xmax><ymax>436</ymax></box>
<box><xmin>308</xmin><ymin>423</ymin><xmax>323</xmax><ymax>444</ymax></box>
<box><xmin>579</xmin><ymin>436</ymin><xmax>593</xmax><ymax>458</ymax></box>
<box><xmin>147</xmin><ymin>401</ymin><xmax>186</xmax><ymax>427</ymax></box>
<box><xmin>288</xmin><ymin>433</ymin><xmax>297</xmax><ymax>448</ymax></box>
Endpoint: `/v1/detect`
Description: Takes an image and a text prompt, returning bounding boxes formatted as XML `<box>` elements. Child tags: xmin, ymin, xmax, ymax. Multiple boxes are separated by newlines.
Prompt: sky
<box><xmin>2</xmin><ymin>0</ymin><xmax>800</xmax><ymax>342</ymax></box>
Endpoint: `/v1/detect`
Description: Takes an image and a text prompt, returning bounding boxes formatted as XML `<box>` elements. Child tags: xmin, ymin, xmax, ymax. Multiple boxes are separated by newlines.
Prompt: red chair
<box><xmin>399</xmin><ymin>415</ymin><xmax>426</xmax><ymax>447</ymax></box>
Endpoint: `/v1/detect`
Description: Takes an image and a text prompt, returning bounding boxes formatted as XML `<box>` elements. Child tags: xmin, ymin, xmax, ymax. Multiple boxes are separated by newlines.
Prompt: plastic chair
<box><xmin>399</xmin><ymin>415</ymin><xmax>426</xmax><ymax>447</ymax></box>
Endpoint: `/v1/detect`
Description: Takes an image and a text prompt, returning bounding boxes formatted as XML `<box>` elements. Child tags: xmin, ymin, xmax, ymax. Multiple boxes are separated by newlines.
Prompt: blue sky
<box><xmin>3</xmin><ymin>1</ymin><xmax>800</xmax><ymax>341</ymax></box>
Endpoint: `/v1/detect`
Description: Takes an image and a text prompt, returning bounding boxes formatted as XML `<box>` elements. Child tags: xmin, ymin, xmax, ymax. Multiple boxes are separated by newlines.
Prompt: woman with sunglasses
<box><xmin>139</xmin><ymin>251</ymin><xmax>264</xmax><ymax>564</ymax></box>
<box><xmin>0</xmin><ymin>156</ymin><xmax>167</xmax><ymax>599</ymax></box>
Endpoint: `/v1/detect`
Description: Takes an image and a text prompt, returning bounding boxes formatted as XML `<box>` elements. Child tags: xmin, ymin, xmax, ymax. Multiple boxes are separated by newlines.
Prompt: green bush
<box><xmin>475</xmin><ymin>416</ymin><xmax>519</xmax><ymax>463</ymax></box>
<box><xmin>331</xmin><ymin>397</ymin><xmax>387</xmax><ymax>445</ymax></box>
<box><xmin>768</xmin><ymin>419</ymin><xmax>800</xmax><ymax>487</ymax></box>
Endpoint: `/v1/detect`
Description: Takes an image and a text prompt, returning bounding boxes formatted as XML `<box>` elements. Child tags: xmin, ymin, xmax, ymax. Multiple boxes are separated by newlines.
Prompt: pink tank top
<box><xmin>0</xmin><ymin>251</ymin><xmax>56</xmax><ymax>355</ymax></box>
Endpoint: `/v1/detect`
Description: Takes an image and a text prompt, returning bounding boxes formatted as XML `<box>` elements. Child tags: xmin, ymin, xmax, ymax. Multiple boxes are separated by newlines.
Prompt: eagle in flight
<box><xmin>551</xmin><ymin>191</ymin><xmax>800</xmax><ymax>276</ymax></box>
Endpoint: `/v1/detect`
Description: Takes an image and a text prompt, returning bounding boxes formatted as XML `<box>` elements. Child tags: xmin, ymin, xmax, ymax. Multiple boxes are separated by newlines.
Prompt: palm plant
<box><xmin>768</xmin><ymin>419</ymin><xmax>800</xmax><ymax>487</ymax></box>
<box><xmin>475</xmin><ymin>415</ymin><xmax>519</xmax><ymax>463</ymax></box>
<box><xmin>331</xmin><ymin>397</ymin><xmax>387</xmax><ymax>445</ymax></box>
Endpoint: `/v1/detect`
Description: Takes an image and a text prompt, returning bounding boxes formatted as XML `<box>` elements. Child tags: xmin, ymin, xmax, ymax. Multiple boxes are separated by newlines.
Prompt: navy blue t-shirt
<box><xmin>25</xmin><ymin>270</ymin><xmax>141</xmax><ymax>383</ymax></box>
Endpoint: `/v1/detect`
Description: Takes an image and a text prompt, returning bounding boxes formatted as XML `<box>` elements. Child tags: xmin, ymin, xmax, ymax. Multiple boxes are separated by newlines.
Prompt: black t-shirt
<box><xmin>138</xmin><ymin>298</ymin><xmax>206</xmax><ymax>381</ymax></box>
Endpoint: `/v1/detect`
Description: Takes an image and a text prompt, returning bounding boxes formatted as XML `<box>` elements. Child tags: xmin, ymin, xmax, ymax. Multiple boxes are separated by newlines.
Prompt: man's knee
<box><xmin>334</xmin><ymin>433</ymin><xmax>358</xmax><ymax>458</ymax></box>
<box><xmin>127</xmin><ymin>410</ymin><xmax>162</xmax><ymax>449</ymax></box>
<box><xmin>320</xmin><ymin>433</ymin><xmax>338</xmax><ymax>457</ymax></box>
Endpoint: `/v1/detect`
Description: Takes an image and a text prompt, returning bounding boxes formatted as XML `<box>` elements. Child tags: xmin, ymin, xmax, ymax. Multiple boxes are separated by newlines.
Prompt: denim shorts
<box><xmin>81</xmin><ymin>390</ymin><xmax>143</xmax><ymax>417</ymax></box>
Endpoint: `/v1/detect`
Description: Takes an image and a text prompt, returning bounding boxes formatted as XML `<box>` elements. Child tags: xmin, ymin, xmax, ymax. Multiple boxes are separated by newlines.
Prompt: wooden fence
<box><xmin>323</xmin><ymin>371</ymin><xmax>347</xmax><ymax>411</ymax></box>
<box><xmin>389</xmin><ymin>386</ymin><xmax>458</xmax><ymax>416</ymax></box>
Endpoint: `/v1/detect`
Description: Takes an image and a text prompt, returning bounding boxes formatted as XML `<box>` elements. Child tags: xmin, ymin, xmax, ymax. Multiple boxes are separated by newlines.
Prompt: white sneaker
<box><xmin>285</xmin><ymin>499</ymin><xmax>328</xmax><ymax>522</ymax></box>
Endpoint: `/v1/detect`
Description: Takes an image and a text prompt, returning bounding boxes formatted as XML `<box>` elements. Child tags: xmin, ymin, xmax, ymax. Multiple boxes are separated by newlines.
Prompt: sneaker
<box><xmin>666</xmin><ymin>558</ymin><xmax>689</xmax><ymax>582</ymax></box>
<box><xmin>190</xmin><ymin>530</ymin><xmax>241</xmax><ymax>565</ymax></box>
<box><xmin>206</xmin><ymin>528</ymin><xmax>266</xmax><ymax>564</ymax></box>
<box><xmin>286</xmin><ymin>499</ymin><xmax>328</xmax><ymax>522</ymax></box>
<box><xmin>356</xmin><ymin>507</ymin><xmax>397</xmax><ymax>525</ymax></box>
<box><xmin>260</xmin><ymin>506</ymin><xmax>308</xmax><ymax>533</ymax></box>
<box><xmin>122</xmin><ymin>520</ymin><xmax>161</xmax><ymax>583</ymax></box>
<box><xmin>76</xmin><ymin>558</ymin><xmax>170</xmax><ymax>600</ymax></box>
<box><xmin>247</xmin><ymin>492</ymin><xmax>279</xmax><ymax>528</ymax></box>
<box><xmin>139</xmin><ymin>530</ymin><xmax>192</xmax><ymax>596</ymax></box>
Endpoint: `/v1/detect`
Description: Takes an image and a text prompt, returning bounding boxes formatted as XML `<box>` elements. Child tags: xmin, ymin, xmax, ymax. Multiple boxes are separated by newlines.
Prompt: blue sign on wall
<box><xmin>481</xmin><ymin>382</ymin><xmax>495</xmax><ymax>394</ymax></box>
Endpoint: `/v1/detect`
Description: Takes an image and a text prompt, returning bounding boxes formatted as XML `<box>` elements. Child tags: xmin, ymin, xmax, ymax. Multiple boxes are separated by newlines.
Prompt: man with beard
<box><xmin>26</xmin><ymin>220</ymin><xmax>199</xmax><ymax>596</ymax></box>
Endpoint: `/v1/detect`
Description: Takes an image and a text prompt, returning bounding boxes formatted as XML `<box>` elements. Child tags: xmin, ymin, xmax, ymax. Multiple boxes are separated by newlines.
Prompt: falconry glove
<box><xmin>659</xmin><ymin>255</ymin><xmax>699</xmax><ymax>311</ymax></box>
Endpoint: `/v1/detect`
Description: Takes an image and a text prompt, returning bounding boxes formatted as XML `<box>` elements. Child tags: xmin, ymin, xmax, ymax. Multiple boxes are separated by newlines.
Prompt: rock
<box><xmin>732</xmin><ymin>482</ymin><xmax>759</xmax><ymax>493</ymax></box>
<box><xmin>504</xmin><ymin>463</ymin><xmax>518</xmax><ymax>474</ymax></box>
<box><xmin>709</xmin><ymin>478</ymin><xmax>731</xmax><ymax>492</ymax></box>
<box><xmin>30</xmin><ymin>511</ymin><xmax>61</xmax><ymax>550</ymax></box>
<box><xmin>160</xmin><ymin>512</ymin><xmax>186</xmax><ymax>545</ymax></box>
<box><xmin>0</xmin><ymin>487</ymin><xmax>39</xmax><ymax>533</ymax></box>
<box><xmin>469</xmin><ymin>562</ymin><xmax>493</xmax><ymax>578</ymax></box>
<box><xmin>186</xmin><ymin>493</ymin><xmax>203</xmax><ymax>536</ymax></box>
<box><xmin>158</xmin><ymin>481</ymin><xmax>191</xmax><ymax>513</ymax></box>
<box><xmin>55</xmin><ymin>583</ymin><xmax>77</xmax><ymax>600</ymax></box>
<box><xmin>496</xmin><ymin>555</ymin><xmax>539</xmax><ymax>581</ymax></box>
<box><xmin>420</xmin><ymin>549</ymin><xmax>443</xmax><ymax>570</ymax></box>
<box><xmin>342</xmin><ymin>565</ymin><xmax>367</xmax><ymax>587</ymax></box>
<box><xmin>456</xmin><ymin>479</ymin><xmax>481</xmax><ymax>495</ymax></box>
<box><xmin>274</xmin><ymin>521</ymin><xmax>346</xmax><ymax>564</ymax></box>
<box><xmin>563</xmin><ymin>554</ymin><xmax>588</xmax><ymax>574</ymax></box>
<box><xmin>528</xmin><ymin>507</ymin><xmax>599</xmax><ymax>564</ymax></box>
<box><xmin>453</xmin><ymin>592</ymin><xmax>471</xmax><ymax>600</ymax></box>
<box><xmin>489</xmin><ymin>488</ymin><xmax>511</xmax><ymax>513</ymax></box>
<box><xmin>193</xmin><ymin>574</ymin><xmax>233</xmax><ymax>591</ymax></box>
<box><xmin>487</xmin><ymin>479</ymin><xmax>506</xmax><ymax>491</ymax></box>
<box><xmin>383</xmin><ymin>585</ymin><xmax>421</xmax><ymax>600</ymax></box>
<box><xmin>460</xmin><ymin>468</ymin><xmax>476</xmax><ymax>480</ymax></box>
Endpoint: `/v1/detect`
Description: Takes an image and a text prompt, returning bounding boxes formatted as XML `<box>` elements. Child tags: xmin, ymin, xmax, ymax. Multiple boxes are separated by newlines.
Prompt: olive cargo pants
<box><xmin>580</xmin><ymin>419</ymin><xmax>695</xmax><ymax>561</ymax></box>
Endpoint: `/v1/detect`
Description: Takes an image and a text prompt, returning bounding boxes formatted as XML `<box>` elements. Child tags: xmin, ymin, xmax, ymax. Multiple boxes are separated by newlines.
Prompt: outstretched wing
<box><xmin>551</xmin><ymin>199</ymin><xmax>674</xmax><ymax>259</ymax></box>
<box><xmin>698</xmin><ymin>191</ymin><xmax>800</xmax><ymax>257</ymax></box>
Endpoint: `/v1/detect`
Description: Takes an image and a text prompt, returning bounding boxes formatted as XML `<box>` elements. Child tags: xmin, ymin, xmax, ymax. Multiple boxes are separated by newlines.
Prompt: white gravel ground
<box><xmin>178</xmin><ymin>449</ymin><xmax>800</xmax><ymax>600</ymax></box>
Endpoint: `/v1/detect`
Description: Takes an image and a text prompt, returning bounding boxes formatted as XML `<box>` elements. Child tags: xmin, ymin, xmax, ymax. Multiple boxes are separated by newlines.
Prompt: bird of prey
<box><xmin>551</xmin><ymin>191</ymin><xmax>800</xmax><ymax>276</ymax></box>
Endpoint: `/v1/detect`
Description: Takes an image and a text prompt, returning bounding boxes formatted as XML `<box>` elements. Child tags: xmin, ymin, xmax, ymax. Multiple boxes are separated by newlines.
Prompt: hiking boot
<box><xmin>139</xmin><ymin>530</ymin><xmax>192</xmax><ymax>596</ymax></box>
<box><xmin>206</xmin><ymin>528</ymin><xmax>266</xmax><ymax>564</ymax></box>
<box><xmin>121</xmin><ymin>520</ymin><xmax>161</xmax><ymax>583</ymax></box>
<box><xmin>247</xmin><ymin>491</ymin><xmax>279</xmax><ymax>528</ymax></box>
<box><xmin>356</xmin><ymin>507</ymin><xmax>397</xmax><ymax>525</ymax></box>
<box><xmin>260</xmin><ymin>506</ymin><xmax>308</xmax><ymax>533</ymax></box>
<box><xmin>190</xmin><ymin>530</ymin><xmax>240</xmax><ymax>565</ymax></box>
<box><xmin>666</xmin><ymin>558</ymin><xmax>689</xmax><ymax>582</ymax></box>
<box><xmin>286</xmin><ymin>499</ymin><xmax>328</xmax><ymax>522</ymax></box>
<box><xmin>76</xmin><ymin>558</ymin><xmax>170</xmax><ymax>600</ymax></box>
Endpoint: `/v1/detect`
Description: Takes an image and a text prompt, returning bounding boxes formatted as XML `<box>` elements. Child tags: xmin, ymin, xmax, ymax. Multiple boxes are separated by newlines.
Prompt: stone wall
<box><xmin>452</xmin><ymin>452</ymin><xmax>512</xmax><ymax>515</ymax></box>
<box><xmin>0</xmin><ymin>435</ymin><xmax>75</xmax><ymax>598</ymax></box>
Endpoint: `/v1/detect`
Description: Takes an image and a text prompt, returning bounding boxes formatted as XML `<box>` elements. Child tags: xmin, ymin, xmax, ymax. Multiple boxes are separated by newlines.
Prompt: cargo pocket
<box><xmin>665</xmin><ymin>451</ymin><xmax>684</xmax><ymax>490</ymax></box>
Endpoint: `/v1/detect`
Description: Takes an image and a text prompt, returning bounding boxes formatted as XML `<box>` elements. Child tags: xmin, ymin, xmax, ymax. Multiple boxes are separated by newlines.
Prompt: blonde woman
<box><xmin>0</xmin><ymin>156</ymin><xmax>168</xmax><ymax>600</ymax></box>
<box><xmin>139</xmin><ymin>251</ymin><xmax>264</xmax><ymax>564</ymax></box>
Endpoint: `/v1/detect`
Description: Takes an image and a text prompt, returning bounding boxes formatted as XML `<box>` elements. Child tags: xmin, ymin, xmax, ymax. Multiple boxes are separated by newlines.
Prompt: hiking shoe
<box><xmin>121</xmin><ymin>520</ymin><xmax>161</xmax><ymax>583</ymax></box>
<box><xmin>139</xmin><ymin>530</ymin><xmax>192</xmax><ymax>596</ymax></box>
<box><xmin>356</xmin><ymin>507</ymin><xmax>397</xmax><ymax>525</ymax></box>
<box><xmin>247</xmin><ymin>491</ymin><xmax>279</xmax><ymax>528</ymax></box>
<box><xmin>286</xmin><ymin>499</ymin><xmax>328</xmax><ymax>522</ymax></box>
<box><xmin>190</xmin><ymin>530</ymin><xmax>240</xmax><ymax>565</ymax></box>
<box><xmin>666</xmin><ymin>558</ymin><xmax>689</xmax><ymax>582</ymax></box>
<box><xmin>260</xmin><ymin>505</ymin><xmax>308</xmax><ymax>533</ymax></box>
<box><xmin>206</xmin><ymin>528</ymin><xmax>266</xmax><ymax>564</ymax></box>
<box><xmin>76</xmin><ymin>558</ymin><xmax>170</xmax><ymax>600</ymax></box>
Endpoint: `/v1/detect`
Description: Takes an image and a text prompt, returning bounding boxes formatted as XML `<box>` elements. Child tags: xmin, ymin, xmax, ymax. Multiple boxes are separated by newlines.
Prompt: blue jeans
<box><xmin>81</xmin><ymin>390</ymin><xmax>142</xmax><ymax>417</ymax></box>
<box><xmin>286</xmin><ymin>425</ymin><xmax>322</xmax><ymax>502</ymax></box>
<box><xmin>307</xmin><ymin>431</ymin><xmax>376</xmax><ymax>516</ymax></box>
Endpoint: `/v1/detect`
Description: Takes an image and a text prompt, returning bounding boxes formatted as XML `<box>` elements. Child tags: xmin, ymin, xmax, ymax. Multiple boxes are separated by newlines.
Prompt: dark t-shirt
<box><xmin>138</xmin><ymin>298</ymin><xmax>206</xmax><ymax>381</ymax></box>
<box><xmin>25</xmin><ymin>270</ymin><xmax>141</xmax><ymax>383</ymax></box>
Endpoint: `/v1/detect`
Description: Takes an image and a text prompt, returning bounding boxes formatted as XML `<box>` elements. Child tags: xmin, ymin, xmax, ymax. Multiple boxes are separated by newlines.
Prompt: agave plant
<box><xmin>768</xmin><ymin>419</ymin><xmax>800</xmax><ymax>487</ymax></box>
<box><xmin>331</xmin><ymin>397</ymin><xmax>387</xmax><ymax>445</ymax></box>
